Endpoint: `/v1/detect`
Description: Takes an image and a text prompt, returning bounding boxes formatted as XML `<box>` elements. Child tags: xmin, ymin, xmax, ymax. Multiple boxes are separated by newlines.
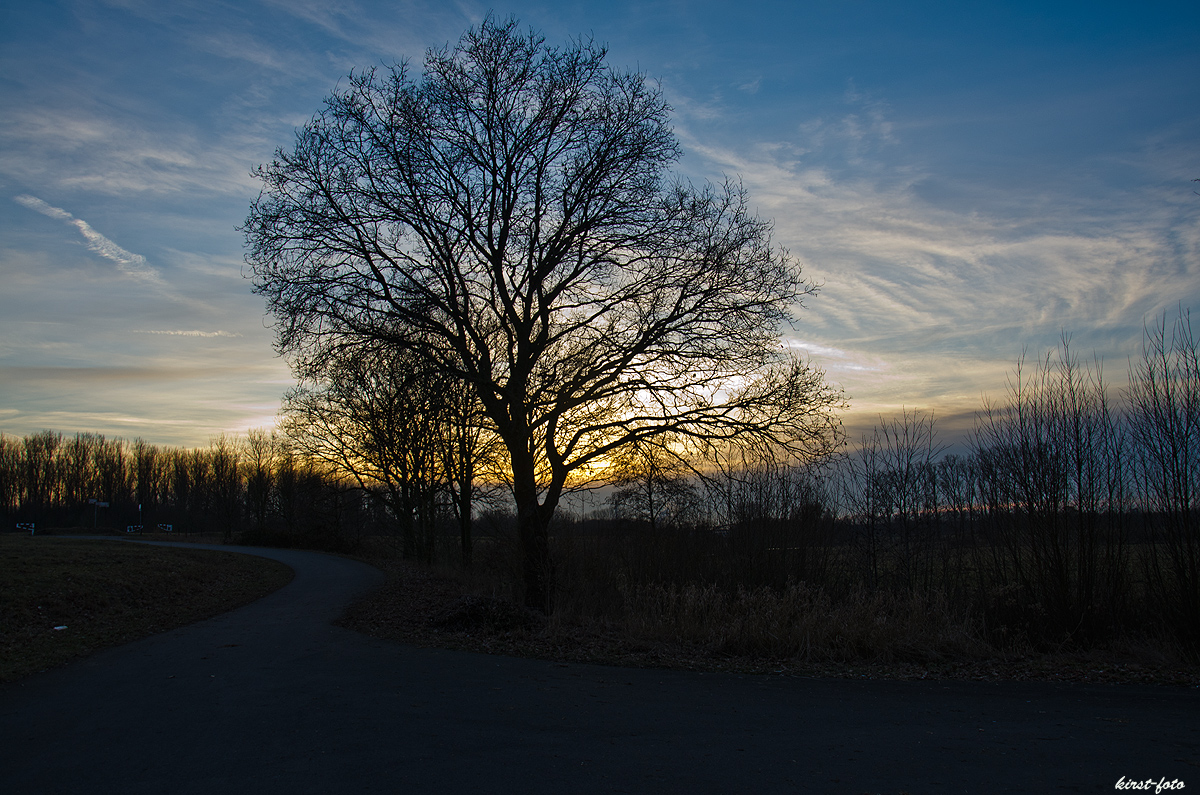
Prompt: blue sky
<box><xmin>2</xmin><ymin>0</ymin><xmax>1198</xmax><ymax>448</ymax></box>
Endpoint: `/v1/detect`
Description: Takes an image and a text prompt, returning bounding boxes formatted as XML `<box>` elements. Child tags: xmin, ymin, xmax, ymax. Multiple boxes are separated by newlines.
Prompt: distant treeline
<box><xmin>0</xmin><ymin>430</ymin><xmax>383</xmax><ymax>551</ymax></box>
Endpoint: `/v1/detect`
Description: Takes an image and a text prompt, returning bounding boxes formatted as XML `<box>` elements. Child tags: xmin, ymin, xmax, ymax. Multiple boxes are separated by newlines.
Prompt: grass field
<box><xmin>0</xmin><ymin>535</ymin><xmax>293</xmax><ymax>683</ymax></box>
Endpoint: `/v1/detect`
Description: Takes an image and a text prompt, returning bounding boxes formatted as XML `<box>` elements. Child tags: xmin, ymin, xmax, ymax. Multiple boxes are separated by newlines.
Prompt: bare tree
<box><xmin>973</xmin><ymin>341</ymin><xmax>1127</xmax><ymax>644</ymax></box>
<box><xmin>439</xmin><ymin>372</ymin><xmax>499</xmax><ymax>567</ymax></box>
<box><xmin>22</xmin><ymin>431</ymin><xmax>61</xmax><ymax>520</ymax></box>
<box><xmin>0</xmin><ymin>435</ymin><xmax>21</xmax><ymax>524</ymax></box>
<box><xmin>60</xmin><ymin>433</ymin><xmax>100</xmax><ymax>511</ymax></box>
<box><xmin>837</xmin><ymin>410</ymin><xmax>944</xmax><ymax>589</ymax></box>
<box><xmin>208</xmin><ymin>435</ymin><xmax>242</xmax><ymax>542</ymax></box>
<box><xmin>246</xmin><ymin>18</ymin><xmax>843</xmax><ymax>609</ymax></box>
<box><xmin>282</xmin><ymin>345</ymin><xmax>486</xmax><ymax>562</ymax></box>
<box><xmin>1128</xmin><ymin>309</ymin><xmax>1200</xmax><ymax>651</ymax></box>
<box><xmin>608</xmin><ymin>438</ymin><xmax>699</xmax><ymax>532</ymax></box>
<box><xmin>243</xmin><ymin>428</ymin><xmax>279</xmax><ymax>535</ymax></box>
<box><xmin>94</xmin><ymin>436</ymin><xmax>131</xmax><ymax>514</ymax></box>
<box><xmin>869</xmin><ymin>409</ymin><xmax>944</xmax><ymax>589</ymax></box>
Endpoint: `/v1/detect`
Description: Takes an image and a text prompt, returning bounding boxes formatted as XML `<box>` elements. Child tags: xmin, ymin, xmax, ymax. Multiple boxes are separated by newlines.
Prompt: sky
<box><xmin>2</xmin><ymin>0</ymin><xmax>1198</xmax><ymax>450</ymax></box>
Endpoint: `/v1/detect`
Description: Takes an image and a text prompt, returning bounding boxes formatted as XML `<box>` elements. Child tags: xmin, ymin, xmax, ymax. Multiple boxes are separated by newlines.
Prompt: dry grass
<box><xmin>339</xmin><ymin>552</ymin><xmax>1200</xmax><ymax>687</ymax></box>
<box><xmin>0</xmin><ymin>534</ymin><xmax>293</xmax><ymax>682</ymax></box>
<box><xmin>615</xmin><ymin>580</ymin><xmax>986</xmax><ymax>662</ymax></box>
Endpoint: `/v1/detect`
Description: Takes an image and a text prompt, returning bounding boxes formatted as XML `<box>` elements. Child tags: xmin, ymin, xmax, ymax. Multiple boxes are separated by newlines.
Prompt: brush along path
<box><xmin>0</xmin><ymin>535</ymin><xmax>293</xmax><ymax>682</ymax></box>
<box><xmin>341</xmin><ymin>556</ymin><xmax>1200</xmax><ymax>688</ymax></box>
<box><xmin>2</xmin><ymin>541</ymin><xmax>1197</xmax><ymax>794</ymax></box>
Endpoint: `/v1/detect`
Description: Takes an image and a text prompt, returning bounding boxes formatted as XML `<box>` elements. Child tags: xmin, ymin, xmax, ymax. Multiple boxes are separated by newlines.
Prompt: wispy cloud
<box><xmin>0</xmin><ymin>107</ymin><xmax>261</xmax><ymax>196</ymax></box>
<box><xmin>260</xmin><ymin>0</ymin><xmax>465</xmax><ymax>59</ymax></box>
<box><xmin>784</xmin><ymin>338</ymin><xmax>883</xmax><ymax>373</ymax></box>
<box><xmin>669</xmin><ymin>91</ymin><xmax>1200</xmax><ymax>443</ymax></box>
<box><xmin>134</xmin><ymin>329</ymin><xmax>242</xmax><ymax>338</ymax></box>
<box><xmin>679</xmin><ymin>126</ymin><xmax>1196</xmax><ymax>347</ymax></box>
<box><xmin>14</xmin><ymin>194</ymin><xmax>164</xmax><ymax>285</ymax></box>
<box><xmin>262</xmin><ymin>0</ymin><xmax>363</xmax><ymax>40</ymax></box>
<box><xmin>190</xmin><ymin>30</ymin><xmax>295</xmax><ymax>72</ymax></box>
<box><xmin>70</xmin><ymin>219</ymin><xmax>161</xmax><ymax>283</ymax></box>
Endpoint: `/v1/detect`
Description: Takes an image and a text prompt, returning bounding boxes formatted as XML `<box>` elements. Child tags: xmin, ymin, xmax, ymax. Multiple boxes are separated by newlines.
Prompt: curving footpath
<box><xmin>2</xmin><ymin>541</ymin><xmax>1197</xmax><ymax>794</ymax></box>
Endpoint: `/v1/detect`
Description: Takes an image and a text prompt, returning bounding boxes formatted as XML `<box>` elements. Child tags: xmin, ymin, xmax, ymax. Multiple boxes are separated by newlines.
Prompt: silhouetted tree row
<box><xmin>0</xmin><ymin>431</ymin><xmax>378</xmax><ymax>551</ymax></box>
<box><xmin>813</xmin><ymin>316</ymin><xmax>1199</xmax><ymax>654</ymax></box>
<box><xmin>280</xmin><ymin>345</ymin><xmax>502</xmax><ymax>564</ymax></box>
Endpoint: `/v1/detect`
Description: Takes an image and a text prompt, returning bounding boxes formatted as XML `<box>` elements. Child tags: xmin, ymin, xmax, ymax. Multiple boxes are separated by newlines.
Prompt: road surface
<box><xmin>2</xmin><ymin>541</ymin><xmax>1196</xmax><ymax>793</ymax></box>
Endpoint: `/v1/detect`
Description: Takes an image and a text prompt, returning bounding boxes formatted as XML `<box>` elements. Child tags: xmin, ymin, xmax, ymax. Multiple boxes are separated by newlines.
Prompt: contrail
<box><xmin>14</xmin><ymin>193</ymin><xmax>164</xmax><ymax>285</ymax></box>
<box><xmin>14</xmin><ymin>194</ymin><xmax>72</xmax><ymax>221</ymax></box>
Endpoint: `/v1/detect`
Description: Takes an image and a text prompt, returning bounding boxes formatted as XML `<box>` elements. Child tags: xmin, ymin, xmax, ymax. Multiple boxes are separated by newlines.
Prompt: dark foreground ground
<box><xmin>1</xmin><ymin>542</ymin><xmax>1196</xmax><ymax>794</ymax></box>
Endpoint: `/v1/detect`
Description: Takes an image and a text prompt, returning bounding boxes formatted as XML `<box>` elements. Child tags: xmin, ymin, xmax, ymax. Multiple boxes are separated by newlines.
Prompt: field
<box><xmin>339</xmin><ymin>538</ymin><xmax>1200</xmax><ymax>687</ymax></box>
<box><xmin>0</xmin><ymin>534</ymin><xmax>293</xmax><ymax>682</ymax></box>
<box><xmin>2</xmin><ymin>531</ymin><xmax>1197</xmax><ymax>687</ymax></box>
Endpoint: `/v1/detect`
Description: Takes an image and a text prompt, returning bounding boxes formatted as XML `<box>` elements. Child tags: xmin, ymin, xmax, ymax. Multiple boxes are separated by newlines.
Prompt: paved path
<box><xmin>2</xmin><ymin>541</ymin><xmax>1197</xmax><ymax>794</ymax></box>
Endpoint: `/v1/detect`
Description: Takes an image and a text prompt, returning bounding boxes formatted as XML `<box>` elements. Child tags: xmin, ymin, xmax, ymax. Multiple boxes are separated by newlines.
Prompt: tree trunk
<box><xmin>400</xmin><ymin>482</ymin><xmax>416</xmax><ymax>559</ymax></box>
<box><xmin>516</xmin><ymin>497</ymin><xmax>553</xmax><ymax>613</ymax></box>
<box><xmin>458</xmin><ymin>473</ymin><xmax>473</xmax><ymax>568</ymax></box>
<box><xmin>456</xmin><ymin>429</ymin><xmax>474</xmax><ymax>568</ymax></box>
<box><xmin>510</xmin><ymin>452</ymin><xmax>558</xmax><ymax>613</ymax></box>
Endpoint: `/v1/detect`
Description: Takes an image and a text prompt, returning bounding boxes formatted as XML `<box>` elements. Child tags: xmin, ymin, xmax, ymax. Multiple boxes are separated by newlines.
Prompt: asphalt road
<box><xmin>1</xmin><ymin>541</ymin><xmax>1197</xmax><ymax>794</ymax></box>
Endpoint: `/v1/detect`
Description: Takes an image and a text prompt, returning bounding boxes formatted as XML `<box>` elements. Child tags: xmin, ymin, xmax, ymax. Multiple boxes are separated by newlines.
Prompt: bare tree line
<box><xmin>678</xmin><ymin>314</ymin><xmax>1197</xmax><ymax>655</ymax></box>
<box><xmin>0</xmin><ymin>430</ymin><xmax>377</xmax><ymax>550</ymax></box>
<box><xmin>279</xmin><ymin>345</ymin><xmax>497</xmax><ymax>564</ymax></box>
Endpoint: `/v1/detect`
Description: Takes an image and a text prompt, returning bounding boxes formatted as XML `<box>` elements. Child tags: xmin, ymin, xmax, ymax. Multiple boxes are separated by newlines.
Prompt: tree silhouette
<box><xmin>282</xmin><ymin>344</ymin><xmax>494</xmax><ymax>564</ymax></box>
<box><xmin>608</xmin><ymin>438</ymin><xmax>700</xmax><ymax>532</ymax></box>
<box><xmin>246</xmin><ymin>17</ymin><xmax>842</xmax><ymax>610</ymax></box>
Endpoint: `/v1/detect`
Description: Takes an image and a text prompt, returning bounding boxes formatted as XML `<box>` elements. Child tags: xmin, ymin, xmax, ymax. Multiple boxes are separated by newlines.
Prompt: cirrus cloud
<box><xmin>134</xmin><ymin>329</ymin><xmax>242</xmax><ymax>338</ymax></box>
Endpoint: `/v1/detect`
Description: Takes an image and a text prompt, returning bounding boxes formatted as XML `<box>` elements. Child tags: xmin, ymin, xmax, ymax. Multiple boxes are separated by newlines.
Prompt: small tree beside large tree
<box><xmin>246</xmin><ymin>17</ymin><xmax>843</xmax><ymax>610</ymax></box>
